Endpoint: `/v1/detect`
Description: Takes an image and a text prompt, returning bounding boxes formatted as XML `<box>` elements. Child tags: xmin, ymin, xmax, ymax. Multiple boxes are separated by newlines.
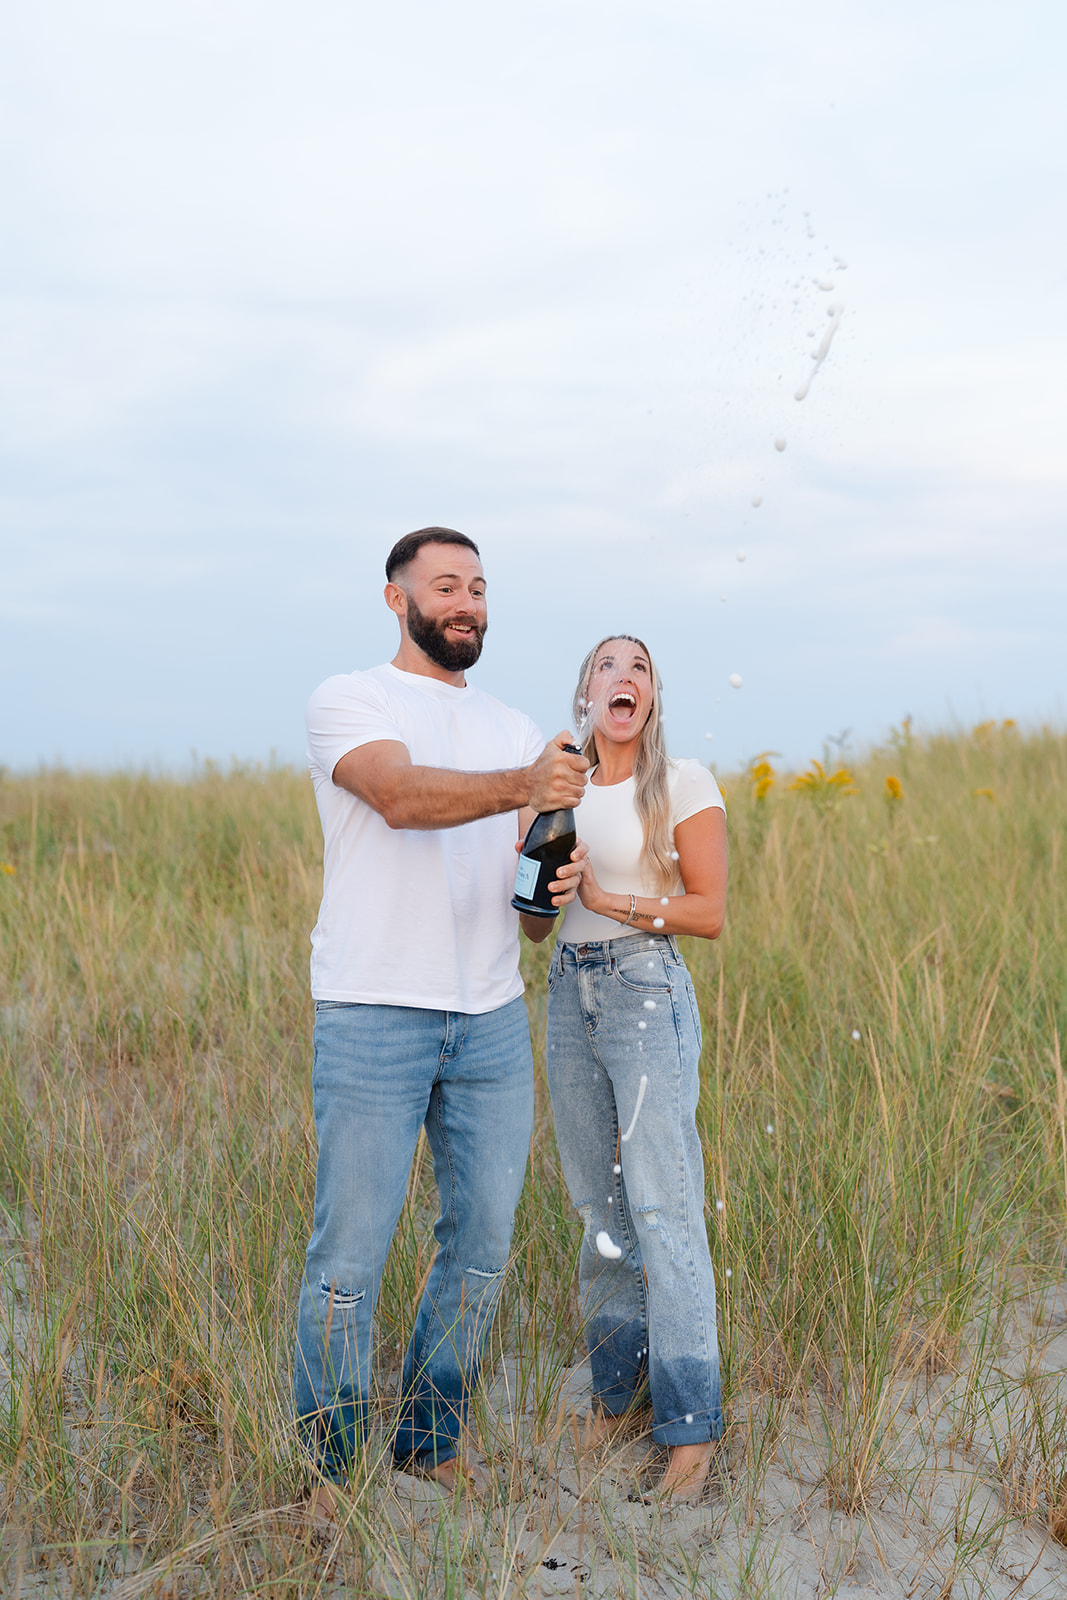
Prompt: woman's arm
<box><xmin>576</xmin><ymin>807</ymin><xmax>728</xmax><ymax>940</ymax></box>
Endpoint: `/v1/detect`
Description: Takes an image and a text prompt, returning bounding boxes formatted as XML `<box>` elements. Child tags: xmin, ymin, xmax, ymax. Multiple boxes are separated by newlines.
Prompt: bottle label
<box><xmin>514</xmin><ymin>854</ymin><xmax>539</xmax><ymax>901</ymax></box>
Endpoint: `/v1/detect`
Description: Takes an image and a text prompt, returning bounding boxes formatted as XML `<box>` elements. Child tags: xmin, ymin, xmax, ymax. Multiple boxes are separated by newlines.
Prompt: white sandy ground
<box><xmin>8</xmin><ymin>1286</ymin><xmax>1067</xmax><ymax>1597</ymax></box>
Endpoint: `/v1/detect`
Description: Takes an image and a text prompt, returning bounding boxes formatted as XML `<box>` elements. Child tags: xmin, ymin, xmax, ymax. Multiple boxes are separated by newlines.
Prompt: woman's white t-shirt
<box><xmin>559</xmin><ymin>758</ymin><xmax>725</xmax><ymax>945</ymax></box>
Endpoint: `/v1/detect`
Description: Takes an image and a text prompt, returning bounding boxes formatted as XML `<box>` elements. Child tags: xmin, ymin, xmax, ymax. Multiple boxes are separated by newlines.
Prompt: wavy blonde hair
<box><xmin>572</xmin><ymin>634</ymin><xmax>679</xmax><ymax>895</ymax></box>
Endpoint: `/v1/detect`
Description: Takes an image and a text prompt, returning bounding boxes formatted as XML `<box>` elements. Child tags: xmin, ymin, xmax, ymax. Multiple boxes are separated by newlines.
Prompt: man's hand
<box><xmin>527</xmin><ymin>732</ymin><xmax>589</xmax><ymax>813</ymax></box>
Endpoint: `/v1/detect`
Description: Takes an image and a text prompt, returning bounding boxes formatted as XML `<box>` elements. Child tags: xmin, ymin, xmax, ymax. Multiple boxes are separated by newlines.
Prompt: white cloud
<box><xmin>1</xmin><ymin>0</ymin><xmax>1064</xmax><ymax>769</ymax></box>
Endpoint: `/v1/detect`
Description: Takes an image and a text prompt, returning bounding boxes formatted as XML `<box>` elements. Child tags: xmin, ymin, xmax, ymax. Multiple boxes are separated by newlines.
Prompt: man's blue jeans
<box><xmin>293</xmin><ymin>997</ymin><xmax>534</xmax><ymax>1480</ymax></box>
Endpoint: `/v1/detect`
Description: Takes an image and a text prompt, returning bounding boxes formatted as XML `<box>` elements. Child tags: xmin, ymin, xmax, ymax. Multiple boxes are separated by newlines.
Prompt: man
<box><xmin>294</xmin><ymin>527</ymin><xmax>587</xmax><ymax>1511</ymax></box>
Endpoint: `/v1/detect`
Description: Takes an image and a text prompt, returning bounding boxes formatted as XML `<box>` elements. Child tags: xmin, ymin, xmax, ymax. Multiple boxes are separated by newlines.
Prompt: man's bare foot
<box><xmin>305</xmin><ymin>1480</ymin><xmax>345</xmax><ymax>1527</ymax></box>
<box><xmin>658</xmin><ymin>1442</ymin><xmax>713</xmax><ymax>1500</ymax></box>
<box><xmin>417</xmin><ymin>1454</ymin><xmax>492</xmax><ymax>1498</ymax></box>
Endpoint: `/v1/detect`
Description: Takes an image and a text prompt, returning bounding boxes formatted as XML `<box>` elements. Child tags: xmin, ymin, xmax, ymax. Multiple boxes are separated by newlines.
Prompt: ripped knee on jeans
<box><xmin>319</xmin><ymin>1276</ymin><xmax>365</xmax><ymax>1309</ymax></box>
<box><xmin>635</xmin><ymin>1204</ymin><xmax>674</xmax><ymax>1263</ymax></box>
<box><xmin>464</xmin><ymin>1263</ymin><xmax>505</xmax><ymax>1281</ymax></box>
<box><xmin>576</xmin><ymin>1201</ymin><xmax>596</xmax><ymax>1247</ymax></box>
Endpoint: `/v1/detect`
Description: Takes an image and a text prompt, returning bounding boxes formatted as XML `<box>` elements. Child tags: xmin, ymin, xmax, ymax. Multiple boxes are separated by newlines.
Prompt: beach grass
<box><xmin>1</xmin><ymin>721</ymin><xmax>1066</xmax><ymax>1596</ymax></box>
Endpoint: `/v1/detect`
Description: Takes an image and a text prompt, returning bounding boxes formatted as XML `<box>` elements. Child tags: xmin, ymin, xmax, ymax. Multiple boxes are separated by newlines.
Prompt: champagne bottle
<box><xmin>511</xmin><ymin>745</ymin><xmax>581</xmax><ymax>918</ymax></box>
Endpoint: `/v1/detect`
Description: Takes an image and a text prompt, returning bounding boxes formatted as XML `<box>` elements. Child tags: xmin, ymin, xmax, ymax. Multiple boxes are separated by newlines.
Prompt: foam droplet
<box><xmin>774</xmin><ymin>436</ymin><xmax>787</xmax><ymax>452</ymax></box>
<box><xmin>725</xmin><ymin>1268</ymin><xmax>732</xmax><ymax>1279</ymax></box>
<box><xmin>750</xmin><ymin>496</ymin><xmax>762</xmax><ymax>508</ymax></box>
<box><xmin>620</xmin><ymin>1074</ymin><xmax>649</xmax><ymax>1141</ymax></box>
<box><xmin>613</xmin><ymin>1163</ymin><xmax>621</xmax><ymax>1174</ymax></box>
<box><xmin>638</xmin><ymin>1020</ymin><xmax>647</xmax><ymax>1029</ymax></box>
<box><xmin>596</xmin><ymin>1231</ymin><xmax>623</xmax><ymax>1260</ymax></box>
<box><xmin>736</xmin><ymin>549</ymin><xmax>746</xmax><ymax>562</ymax></box>
<box><xmin>729</xmin><ymin>673</ymin><xmax>743</xmax><ymax>689</ymax></box>
<box><xmin>643</xmin><ymin>999</ymin><xmax>657</xmax><ymax>1010</ymax></box>
<box><xmin>685</xmin><ymin>1414</ymin><xmax>693</xmax><ymax>1424</ymax></box>
<box><xmin>653</xmin><ymin>918</ymin><xmax>665</xmax><ymax>928</ymax></box>
<box><xmin>796</xmin><ymin>303</ymin><xmax>844</xmax><ymax>401</ymax></box>
<box><xmin>851</xmin><ymin>1029</ymin><xmax>861</xmax><ymax>1041</ymax></box>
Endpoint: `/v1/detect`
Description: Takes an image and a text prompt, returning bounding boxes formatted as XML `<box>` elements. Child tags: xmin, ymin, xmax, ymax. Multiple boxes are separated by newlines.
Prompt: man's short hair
<box><xmin>385</xmin><ymin>527</ymin><xmax>481</xmax><ymax>583</ymax></box>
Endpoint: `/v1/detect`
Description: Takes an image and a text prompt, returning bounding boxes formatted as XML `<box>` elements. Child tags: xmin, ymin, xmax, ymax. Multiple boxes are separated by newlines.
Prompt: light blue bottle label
<box><xmin>514</xmin><ymin>854</ymin><xmax>539</xmax><ymax>900</ymax></box>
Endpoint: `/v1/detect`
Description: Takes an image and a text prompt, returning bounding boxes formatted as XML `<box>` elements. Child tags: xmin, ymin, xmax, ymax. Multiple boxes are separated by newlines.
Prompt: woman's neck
<box><xmin>591</xmin><ymin>742</ymin><xmax>636</xmax><ymax>786</ymax></box>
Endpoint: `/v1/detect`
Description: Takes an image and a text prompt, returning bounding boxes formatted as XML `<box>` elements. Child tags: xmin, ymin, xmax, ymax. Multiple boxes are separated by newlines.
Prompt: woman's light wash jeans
<box><xmin>294</xmin><ymin>997</ymin><xmax>534</xmax><ymax>1480</ymax></box>
<box><xmin>546</xmin><ymin>934</ymin><xmax>722</xmax><ymax>1446</ymax></box>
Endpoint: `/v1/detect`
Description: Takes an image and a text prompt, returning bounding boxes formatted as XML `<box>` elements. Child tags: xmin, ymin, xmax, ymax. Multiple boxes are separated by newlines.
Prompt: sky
<box><xmin>2</xmin><ymin>0</ymin><xmax>1064</xmax><ymax>777</ymax></box>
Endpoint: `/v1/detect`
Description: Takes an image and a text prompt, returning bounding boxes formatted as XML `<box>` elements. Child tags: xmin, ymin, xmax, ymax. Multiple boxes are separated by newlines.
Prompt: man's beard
<box><xmin>405</xmin><ymin>595</ymin><xmax>487</xmax><ymax>671</ymax></box>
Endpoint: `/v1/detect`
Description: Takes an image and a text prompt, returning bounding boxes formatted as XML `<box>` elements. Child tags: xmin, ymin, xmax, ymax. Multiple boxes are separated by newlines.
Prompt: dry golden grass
<box><xmin>1</xmin><ymin>722</ymin><xmax>1066</xmax><ymax>1596</ymax></box>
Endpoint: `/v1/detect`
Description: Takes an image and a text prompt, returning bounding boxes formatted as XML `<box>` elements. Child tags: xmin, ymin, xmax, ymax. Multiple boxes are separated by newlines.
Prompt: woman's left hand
<box><xmin>575</xmin><ymin>852</ymin><xmax>604</xmax><ymax>913</ymax></box>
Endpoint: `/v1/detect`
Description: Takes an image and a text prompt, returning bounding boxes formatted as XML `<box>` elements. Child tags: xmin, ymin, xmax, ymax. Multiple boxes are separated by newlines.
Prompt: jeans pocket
<box><xmin>611</xmin><ymin>947</ymin><xmax>673</xmax><ymax>996</ymax></box>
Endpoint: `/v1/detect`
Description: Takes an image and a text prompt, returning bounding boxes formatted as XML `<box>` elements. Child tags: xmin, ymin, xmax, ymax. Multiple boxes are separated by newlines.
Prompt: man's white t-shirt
<box><xmin>307</xmin><ymin>663</ymin><xmax>544</xmax><ymax>1013</ymax></box>
<box><xmin>559</xmin><ymin>758</ymin><xmax>725</xmax><ymax>945</ymax></box>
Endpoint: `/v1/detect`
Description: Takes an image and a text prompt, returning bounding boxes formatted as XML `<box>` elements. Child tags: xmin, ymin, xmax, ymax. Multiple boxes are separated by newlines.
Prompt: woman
<box><xmin>521</xmin><ymin>635</ymin><xmax>728</xmax><ymax>1498</ymax></box>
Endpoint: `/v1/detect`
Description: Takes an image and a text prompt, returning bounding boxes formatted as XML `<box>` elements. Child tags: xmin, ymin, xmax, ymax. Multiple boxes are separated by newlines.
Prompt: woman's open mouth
<box><xmin>608</xmin><ymin>690</ymin><xmax>637</xmax><ymax>721</ymax></box>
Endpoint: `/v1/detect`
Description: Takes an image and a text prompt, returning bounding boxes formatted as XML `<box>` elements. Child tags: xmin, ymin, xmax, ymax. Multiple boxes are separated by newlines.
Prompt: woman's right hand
<box><xmin>548</xmin><ymin>839</ymin><xmax>588</xmax><ymax>909</ymax></box>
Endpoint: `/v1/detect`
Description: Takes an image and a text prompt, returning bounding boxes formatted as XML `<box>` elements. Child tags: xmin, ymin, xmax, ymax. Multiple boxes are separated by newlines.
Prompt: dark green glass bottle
<box><xmin>511</xmin><ymin>745</ymin><xmax>581</xmax><ymax>918</ymax></box>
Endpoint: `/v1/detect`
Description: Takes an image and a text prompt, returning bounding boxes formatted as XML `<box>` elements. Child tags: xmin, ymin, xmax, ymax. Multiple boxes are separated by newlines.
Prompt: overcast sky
<box><xmin>2</xmin><ymin>0</ymin><xmax>1064</xmax><ymax>777</ymax></box>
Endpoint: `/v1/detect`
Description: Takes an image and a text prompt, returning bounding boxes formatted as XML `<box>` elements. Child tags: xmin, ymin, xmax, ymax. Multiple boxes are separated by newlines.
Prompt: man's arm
<box><xmin>332</xmin><ymin>732</ymin><xmax>588</xmax><ymax>830</ymax></box>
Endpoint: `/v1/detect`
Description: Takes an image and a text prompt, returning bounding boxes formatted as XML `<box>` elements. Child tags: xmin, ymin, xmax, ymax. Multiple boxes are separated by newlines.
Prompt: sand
<box><xmin>8</xmin><ymin>1283</ymin><xmax>1067</xmax><ymax>1597</ymax></box>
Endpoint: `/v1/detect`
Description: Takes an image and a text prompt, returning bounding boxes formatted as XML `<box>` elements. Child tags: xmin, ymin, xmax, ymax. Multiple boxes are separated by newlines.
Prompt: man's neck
<box><xmin>391</xmin><ymin>639</ymin><xmax>467</xmax><ymax>687</ymax></box>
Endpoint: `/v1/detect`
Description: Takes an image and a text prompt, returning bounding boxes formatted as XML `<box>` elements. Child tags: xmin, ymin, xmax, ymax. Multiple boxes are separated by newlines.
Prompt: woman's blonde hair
<box><xmin>572</xmin><ymin>634</ymin><xmax>678</xmax><ymax>894</ymax></box>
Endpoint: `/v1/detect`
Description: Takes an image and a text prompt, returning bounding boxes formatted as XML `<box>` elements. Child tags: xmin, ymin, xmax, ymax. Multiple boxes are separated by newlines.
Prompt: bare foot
<box><xmin>418</xmin><ymin>1454</ymin><xmax>492</xmax><ymax>1498</ymax></box>
<box><xmin>659</xmin><ymin>1442</ymin><xmax>713</xmax><ymax>1500</ymax></box>
<box><xmin>581</xmin><ymin>1406</ymin><xmax>652</xmax><ymax>1452</ymax></box>
<box><xmin>305</xmin><ymin>1480</ymin><xmax>345</xmax><ymax>1528</ymax></box>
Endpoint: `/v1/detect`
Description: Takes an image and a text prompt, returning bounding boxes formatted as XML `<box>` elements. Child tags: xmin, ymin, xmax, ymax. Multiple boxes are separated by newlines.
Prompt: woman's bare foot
<box><xmin>659</xmin><ymin>1442</ymin><xmax>713</xmax><ymax>1500</ymax></box>
<box><xmin>579</xmin><ymin>1406</ymin><xmax>653</xmax><ymax>1454</ymax></box>
<box><xmin>418</xmin><ymin>1454</ymin><xmax>492</xmax><ymax>1498</ymax></box>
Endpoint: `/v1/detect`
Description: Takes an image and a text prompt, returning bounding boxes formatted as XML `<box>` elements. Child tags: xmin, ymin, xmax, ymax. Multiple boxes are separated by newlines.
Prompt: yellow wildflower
<box><xmin>1</xmin><ymin>863</ymin><xmax>16</xmax><ymax>876</ymax></box>
<box><xmin>885</xmin><ymin>775</ymin><xmax>903</xmax><ymax>802</ymax></box>
<box><xmin>789</xmin><ymin>760</ymin><xmax>858</xmax><ymax>808</ymax></box>
<box><xmin>1002</xmin><ymin>718</ymin><xmax>1017</xmax><ymax>730</ymax></box>
<box><xmin>972</xmin><ymin>720</ymin><xmax>996</xmax><ymax>740</ymax></box>
<box><xmin>748</xmin><ymin>756</ymin><xmax>775</xmax><ymax>801</ymax></box>
<box><xmin>974</xmin><ymin>788</ymin><xmax>995</xmax><ymax>801</ymax></box>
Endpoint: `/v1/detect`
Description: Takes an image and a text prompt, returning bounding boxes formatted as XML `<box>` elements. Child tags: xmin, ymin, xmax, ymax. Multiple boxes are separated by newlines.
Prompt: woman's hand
<box><xmin>551</xmin><ymin>839</ymin><xmax>588</xmax><ymax>908</ymax></box>
<box><xmin>576</xmin><ymin>852</ymin><xmax>605</xmax><ymax>913</ymax></box>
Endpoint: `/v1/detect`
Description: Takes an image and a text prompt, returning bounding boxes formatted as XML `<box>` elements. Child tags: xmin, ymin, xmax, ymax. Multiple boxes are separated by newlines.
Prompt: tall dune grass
<box><xmin>1</xmin><ymin>723</ymin><xmax>1065</xmax><ymax>1594</ymax></box>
